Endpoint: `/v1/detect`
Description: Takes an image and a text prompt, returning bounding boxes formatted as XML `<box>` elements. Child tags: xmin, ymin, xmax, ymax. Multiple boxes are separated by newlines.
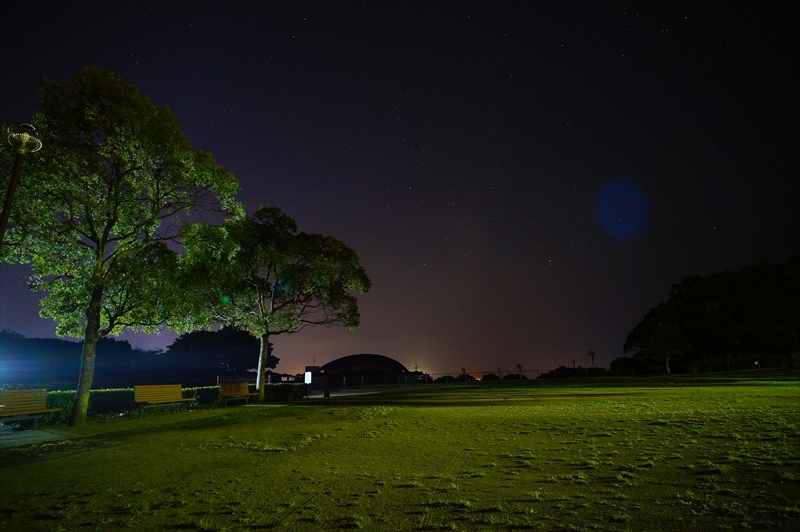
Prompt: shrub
<box><xmin>183</xmin><ymin>386</ymin><xmax>220</xmax><ymax>407</ymax></box>
<box><xmin>265</xmin><ymin>383</ymin><xmax>306</xmax><ymax>401</ymax></box>
<box><xmin>36</xmin><ymin>383</ymin><xmax>306</xmax><ymax>426</ymax></box>
<box><xmin>40</xmin><ymin>388</ymin><xmax>137</xmax><ymax>425</ymax></box>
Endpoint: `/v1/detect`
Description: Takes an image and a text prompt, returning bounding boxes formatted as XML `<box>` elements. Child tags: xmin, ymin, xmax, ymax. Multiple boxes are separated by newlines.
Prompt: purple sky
<box><xmin>1</xmin><ymin>1</ymin><xmax>798</xmax><ymax>375</ymax></box>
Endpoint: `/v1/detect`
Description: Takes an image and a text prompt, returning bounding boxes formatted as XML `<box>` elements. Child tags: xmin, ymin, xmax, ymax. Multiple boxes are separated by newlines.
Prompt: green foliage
<box><xmin>2</xmin><ymin>67</ymin><xmax>240</xmax><ymax>337</ymax></box>
<box><xmin>1</xmin><ymin>67</ymin><xmax>241</xmax><ymax>425</ymax></box>
<box><xmin>165</xmin><ymin>328</ymin><xmax>279</xmax><ymax>370</ymax></box>
<box><xmin>623</xmin><ymin>257</ymin><xmax>800</xmax><ymax>373</ymax></box>
<box><xmin>182</xmin><ymin>206</ymin><xmax>370</xmax><ymax>401</ymax></box>
<box><xmin>267</xmin><ymin>383</ymin><xmax>307</xmax><ymax>401</ymax></box>
<box><xmin>41</xmin><ymin>391</ymin><xmax>76</xmax><ymax>424</ymax></box>
<box><xmin>35</xmin><ymin>384</ymin><xmax>306</xmax><ymax>426</ymax></box>
<box><xmin>182</xmin><ymin>386</ymin><xmax>220</xmax><ymax>407</ymax></box>
<box><xmin>40</xmin><ymin>388</ymin><xmax>137</xmax><ymax>424</ymax></box>
<box><xmin>182</xmin><ymin>207</ymin><xmax>371</xmax><ymax>337</ymax></box>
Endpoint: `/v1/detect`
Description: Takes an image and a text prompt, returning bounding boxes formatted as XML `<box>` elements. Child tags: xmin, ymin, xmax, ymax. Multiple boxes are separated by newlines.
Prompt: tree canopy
<box><xmin>182</xmin><ymin>206</ymin><xmax>371</xmax><ymax>402</ymax></box>
<box><xmin>1</xmin><ymin>67</ymin><xmax>240</xmax><ymax>424</ymax></box>
<box><xmin>165</xmin><ymin>328</ymin><xmax>279</xmax><ymax>371</ymax></box>
<box><xmin>623</xmin><ymin>256</ymin><xmax>800</xmax><ymax>373</ymax></box>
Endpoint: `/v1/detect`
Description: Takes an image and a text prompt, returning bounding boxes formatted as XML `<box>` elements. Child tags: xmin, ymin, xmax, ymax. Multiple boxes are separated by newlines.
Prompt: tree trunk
<box><xmin>664</xmin><ymin>356</ymin><xmax>671</xmax><ymax>375</ymax></box>
<box><xmin>68</xmin><ymin>286</ymin><xmax>103</xmax><ymax>426</ymax></box>
<box><xmin>257</xmin><ymin>333</ymin><xmax>270</xmax><ymax>403</ymax></box>
<box><xmin>700</xmin><ymin>344</ymin><xmax>710</xmax><ymax>372</ymax></box>
<box><xmin>256</xmin><ymin>339</ymin><xmax>263</xmax><ymax>391</ymax></box>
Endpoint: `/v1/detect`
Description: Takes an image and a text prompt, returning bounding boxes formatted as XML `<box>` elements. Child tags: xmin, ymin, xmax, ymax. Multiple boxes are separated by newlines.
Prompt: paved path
<box><xmin>0</xmin><ymin>427</ymin><xmax>76</xmax><ymax>448</ymax></box>
<box><xmin>0</xmin><ymin>407</ymin><xmax>245</xmax><ymax>449</ymax></box>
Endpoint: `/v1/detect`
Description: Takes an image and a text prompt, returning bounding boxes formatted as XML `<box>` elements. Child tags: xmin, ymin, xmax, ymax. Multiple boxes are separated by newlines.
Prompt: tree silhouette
<box><xmin>623</xmin><ymin>257</ymin><xmax>800</xmax><ymax>373</ymax></box>
<box><xmin>165</xmin><ymin>328</ymin><xmax>279</xmax><ymax>372</ymax></box>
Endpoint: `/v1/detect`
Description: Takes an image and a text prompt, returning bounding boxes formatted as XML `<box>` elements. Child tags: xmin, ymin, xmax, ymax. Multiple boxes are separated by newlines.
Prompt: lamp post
<box><xmin>1</xmin><ymin>123</ymin><xmax>42</xmax><ymax>245</ymax></box>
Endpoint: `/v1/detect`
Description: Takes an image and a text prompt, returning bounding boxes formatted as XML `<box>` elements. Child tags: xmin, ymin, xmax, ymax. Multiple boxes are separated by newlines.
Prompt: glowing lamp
<box><xmin>6</xmin><ymin>123</ymin><xmax>42</xmax><ymax>154</ymax></box>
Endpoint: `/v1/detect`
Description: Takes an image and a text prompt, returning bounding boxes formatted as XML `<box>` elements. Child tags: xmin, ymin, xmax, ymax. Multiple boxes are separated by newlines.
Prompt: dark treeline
<box><xmin>5</xmin><ymin>257</ymin><xmax>797</xmax><ymax>387</ymax></box>
<box><xmin>537</xmin><ymin>367</ymin><xmax>610</xmax><ymax>379</ymax></box>
<box><xmin>615</xmin><ymin>256</ymin><xmax>800</xmax><ymax>374</ymax></box>
<box><xmin>0</xmin><ymin>328</ymin><xmax>280</xmax><ymax>390</ymax></box>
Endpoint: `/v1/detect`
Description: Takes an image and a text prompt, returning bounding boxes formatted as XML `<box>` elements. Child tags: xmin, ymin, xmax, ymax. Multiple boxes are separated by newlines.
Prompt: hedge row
<box><xmin>37</xmin><ymin>383</ymin><xmax>307</xmax><ymax>426</ymax></box>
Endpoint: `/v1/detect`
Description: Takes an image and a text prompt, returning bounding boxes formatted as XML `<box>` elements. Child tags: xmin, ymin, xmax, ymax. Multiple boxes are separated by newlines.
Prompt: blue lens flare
<box><xmin>595</xmin><ymin>179</ymin><xmax>652</xmax><ymax>241</ymax></box>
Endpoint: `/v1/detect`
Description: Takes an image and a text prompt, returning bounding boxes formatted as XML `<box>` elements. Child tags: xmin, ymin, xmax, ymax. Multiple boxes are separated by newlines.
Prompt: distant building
<box><xmin>217</xmin><ymin>370</ymin><xmax>298</xmax><ymax>385</ymax></box>
<box><xmin>265</xmin><ymin>370</ymin><xmax>301</xmax><ymax>383</ymax></box>
<box><xmin>310</xmin><ymin>354</ymin><xmax>419</xmax><ymax>387</ymax></box>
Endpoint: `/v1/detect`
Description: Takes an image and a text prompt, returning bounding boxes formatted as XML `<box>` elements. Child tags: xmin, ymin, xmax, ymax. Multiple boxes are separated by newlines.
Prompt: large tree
<box><xmin>623</xmin><ymin>301</ymin><xmax>688</xmax><ymax>374</ymax></box>
<box><xmin>623</xmin><ymin>257</ymin><xmax>800</xmax><ymax>373</ymax></box>
<box><xmin>182</xmin><ymin>207</ymin><xmax>371</xmax><ymax>402</ymax></box>
<box><xmin>165</xmin><ymin>328</ymin><xmax>279</xmax><ymax>373</ymax></box>
<box><xmin>0</xmin><ymin>68</ymin><xmax>240</xmax><ymax>425</ymax></box>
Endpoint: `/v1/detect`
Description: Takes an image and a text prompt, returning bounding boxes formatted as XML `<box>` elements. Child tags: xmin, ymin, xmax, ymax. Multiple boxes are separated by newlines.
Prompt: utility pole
<box><xmin>516</xmin><ymin>364</ymin><xmax>522</xmax><ymax>380</ymax></box>
<box><xmin>586</xmin><ymin>351</ymin><xmax>596</xmax><ymax>369</ymax></box>
<box><xmin>2</xmin><ymin>124</ymin><xmax>42</xmax><ymax>245</ymax></box>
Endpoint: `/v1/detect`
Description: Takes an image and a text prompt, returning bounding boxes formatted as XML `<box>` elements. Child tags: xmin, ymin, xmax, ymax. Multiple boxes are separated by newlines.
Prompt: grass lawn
<box><xmin>1</xmin><ymin>376</ymin><xmax>798</xmax><ymax>531</ymax></box>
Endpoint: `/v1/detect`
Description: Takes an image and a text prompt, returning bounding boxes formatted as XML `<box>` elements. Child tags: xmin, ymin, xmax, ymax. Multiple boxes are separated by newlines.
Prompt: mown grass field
<box><xmin>1</xmin><ymin>375</ymin><xmax>798</xmax><ymax>531</ymax></box>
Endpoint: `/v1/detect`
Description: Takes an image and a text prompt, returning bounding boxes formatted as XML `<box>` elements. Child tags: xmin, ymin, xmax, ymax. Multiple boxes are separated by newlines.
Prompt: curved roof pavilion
<box><xmin>319</xmin><ymin>354</ymin><xmax>409</xmax><ymax>376</ymax></box>
<box><xmin>316</xmin><ymin>354</ymin><xmax>412</xmax><ymax>386</ymax></box>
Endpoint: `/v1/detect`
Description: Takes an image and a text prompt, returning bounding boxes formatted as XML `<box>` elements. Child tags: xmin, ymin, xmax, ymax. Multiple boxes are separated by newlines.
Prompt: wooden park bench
<box><xmin>134</xmin><ymin>384</ymin><xmax>193</xmax><ymax>417</ymax></box>
<box><xmin>220</xmin><ymin>382</ymin><xmax>258</xmax><ymax>406</ymax></box>
<box><xmin>0</xmin><ymin>389</ymin><xmax>62</xmax><ymax>430</ymax></box>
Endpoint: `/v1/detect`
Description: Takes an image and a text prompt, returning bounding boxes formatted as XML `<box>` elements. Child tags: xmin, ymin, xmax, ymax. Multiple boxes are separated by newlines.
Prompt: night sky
<box><xmin>1</xmin><ymin>1</ymin><xmax>798</xmax><ymax>376</ymax></box>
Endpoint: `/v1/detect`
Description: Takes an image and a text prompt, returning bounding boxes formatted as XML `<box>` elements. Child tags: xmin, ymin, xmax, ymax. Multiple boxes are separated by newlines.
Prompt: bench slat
<box><xmin>220</xmin><ymin>382</ymin><xmax>256</xmax><ymax>397</ymax></box>
<box><xmin>134</xmin><ymin>384</ymin><xmax>191</xmax><ymax>404</ymax></box>
<box><xmin>0</xmin><ymin>389</ymin><xmax>62</xmax><ymax>429</ymax></box>
<box><xmin>220</xmin><ymin>382</ymin><xmax>258</xmax><ymax>406</ymax></box>
<box><xmin>133</xmin><ymin>385</ymin><xmax>192</xmax><ymax>418</ymax></box>
<box><xmin>0</xmin><ymin>389</ymin><xmax>61</xmax><ymax>417</ymax></box>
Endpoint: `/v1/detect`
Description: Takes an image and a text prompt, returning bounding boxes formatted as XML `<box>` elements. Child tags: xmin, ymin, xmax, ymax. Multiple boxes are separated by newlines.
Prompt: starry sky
<box><xmin>1</xmin><ymin>1</ymin><xmax>798</xmax><ymax>376</ymax></box>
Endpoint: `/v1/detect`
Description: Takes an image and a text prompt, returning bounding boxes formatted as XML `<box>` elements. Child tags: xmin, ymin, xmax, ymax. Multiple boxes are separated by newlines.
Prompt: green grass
<box><xmin>1</xmin><ymin>377</ymin><xmax>798</xmax><ymax>531</ymax></box>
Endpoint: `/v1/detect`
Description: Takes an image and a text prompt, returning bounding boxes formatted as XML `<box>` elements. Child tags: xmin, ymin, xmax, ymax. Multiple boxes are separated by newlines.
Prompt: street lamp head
<box><xmin>7</xmin><ymin>123</ymin><xmax>42</xmax><ymax>154</ymax></box>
